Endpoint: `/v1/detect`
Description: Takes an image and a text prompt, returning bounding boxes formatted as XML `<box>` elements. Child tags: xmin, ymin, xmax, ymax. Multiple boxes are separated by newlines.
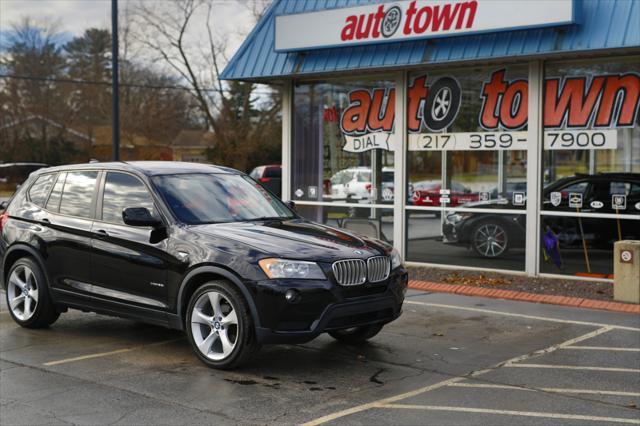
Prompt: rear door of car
<box><xmin>42</xmin><ymin>170</ymin><xmax>98</xmax><ymax>291</ymax></box>
<box><xmin>89</xmin><ymin>171</ymin><xmax>171</xmax><ymax>313</ymax></box>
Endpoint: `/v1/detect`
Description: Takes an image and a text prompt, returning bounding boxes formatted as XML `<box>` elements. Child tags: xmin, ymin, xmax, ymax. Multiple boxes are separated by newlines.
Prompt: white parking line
<box><xmin>379</xmin><ymin>404</ymin><xmax>640</xmax><ymax>424</ymax></box>
<box><xmin>405</xmin><ymin>300</ymin><xmax>640</xmax><ymax>331</ymax></box>
<box><xmin>564</xmin><ymin>346</ymin><xmax>640</xmax><ymax>352</ymax></box>
<box><xmin>505</xmin><ymin>364</ymin><xmax>640</xmax><ymax>373</ymax></box>
<box><xmin>301</xmin><ymin>326</ymin><xmax>613</xmax><ymax>425</ymax></box>
<box><xmin>485</xmin><ymin>326</ymin><xmax>613</xmax><ymax>373</ymax></box>
<box><xmin>43</xmin><ymin>338</ymin><xmax>184</xmax><ymax>366</ymax></box>
<box><xmin>541</xmin><ymin>388</ymin><xmax>640</xmax><ymax>397</ymax></box>
<box><xmin>449</xmin><ymin>382</ymin><xmax>640</xmax><ymax>397</ymax></box>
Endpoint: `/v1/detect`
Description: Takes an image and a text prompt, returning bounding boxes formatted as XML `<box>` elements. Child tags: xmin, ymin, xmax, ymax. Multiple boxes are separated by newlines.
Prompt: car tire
<box><xmin>5</xmin><ymin>257</ymin><xmax>60</xmax><ymax>328</ymax></box>
<box><xmin>186</xmin><ymin>281</ymin><xmax>259</xmax><ymax>370</ymax></box>
<box><xmin>328</xmin><ymin>323</ymin><xmax>384</xmax><ymax>344</ymax></box>
<box><xmin>471</xmin><ymin>221</ymin><xmax>509</xmax><ymax>258</ymax></box>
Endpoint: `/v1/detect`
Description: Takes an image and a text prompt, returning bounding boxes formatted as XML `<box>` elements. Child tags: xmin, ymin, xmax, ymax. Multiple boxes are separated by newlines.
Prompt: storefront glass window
<box><xmin>541</xmin><ymin>56</ymin><xmax>640</xmax><ymax>278</ymax></box>
<box><xmin>293</xmin><ymin>78</ymin><xmax>396</xmax><ymax>206</ymax></box>
<box><xmin>296</xmin><ymin>205</ymin><xmax>394</xmax><ymax>245</ymax></box>
<box><xmin>292</xmin><ymin>78</ymin><xmax>396</xmax><ymax>236</ymax></box>
<box><xmin>405</xmin><ymin>65</ymin><xmax>529</xmax><ymax>271</ymax></box>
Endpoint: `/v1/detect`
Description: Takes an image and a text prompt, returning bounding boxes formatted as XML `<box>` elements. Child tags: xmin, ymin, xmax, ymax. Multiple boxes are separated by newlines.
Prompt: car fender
<box><xmin>176</xmin><ymin>264</ymin><xmax>261</xmax><ymax>328</ymax></box>
<box><xmin>2</xmin><ymin>243</ymin><xmax>51</xmax><ymax>291</ymax></box>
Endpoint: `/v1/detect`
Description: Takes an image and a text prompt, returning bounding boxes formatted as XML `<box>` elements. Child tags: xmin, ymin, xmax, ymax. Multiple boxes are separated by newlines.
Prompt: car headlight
<box><xmin>446</xmin><ymin>212</ymin><xmax>471</xmax><ymax>224</ymax></box>
<box><xmin>390</xmin><ymin>248</ymin><xmax>403</xmax><ymax>270</ymax></box>
<box><xmin>258</xmin><ymin>258</ymin><xmax>326</xmax><ymax>280</ymax></box>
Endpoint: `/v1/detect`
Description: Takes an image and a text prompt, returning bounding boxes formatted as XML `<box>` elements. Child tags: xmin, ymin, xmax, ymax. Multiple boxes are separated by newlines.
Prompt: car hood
<box><xmin>188</xmin><ymin>219</ymin><xmax>390</xmax><ymax>262</ymax></box>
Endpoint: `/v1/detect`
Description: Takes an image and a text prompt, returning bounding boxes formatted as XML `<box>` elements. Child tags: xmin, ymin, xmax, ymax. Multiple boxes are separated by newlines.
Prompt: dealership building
<box><xmin>222</xmin><ymin>0</ymin><xmax>640</xmax><ymax>280</ymax></box>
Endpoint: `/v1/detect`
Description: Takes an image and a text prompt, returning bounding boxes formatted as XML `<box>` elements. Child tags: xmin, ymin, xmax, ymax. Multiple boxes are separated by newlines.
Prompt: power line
<box><xmin>0</xmin><ymin>73</ymin><xmax>278</xmax><ymax>95</ymax></box>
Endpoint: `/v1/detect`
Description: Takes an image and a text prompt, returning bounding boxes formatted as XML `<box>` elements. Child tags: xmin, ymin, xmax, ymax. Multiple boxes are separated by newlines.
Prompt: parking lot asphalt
<box><xmin>1</xmin><ymin>290</ymin><xmax>639</xmax><ymax>425</ymax></box>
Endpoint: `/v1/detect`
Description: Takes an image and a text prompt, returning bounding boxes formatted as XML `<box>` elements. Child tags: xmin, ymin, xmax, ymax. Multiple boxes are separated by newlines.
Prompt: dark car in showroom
<box><xmin>0</xmin><ymin>162</ymin><xmax>407</xmax><ymax>369</ymax></box>
<box><xmin>442</xmin><ymin>173</ymin><xmax>640</xmax><ymax>258</ymax></box>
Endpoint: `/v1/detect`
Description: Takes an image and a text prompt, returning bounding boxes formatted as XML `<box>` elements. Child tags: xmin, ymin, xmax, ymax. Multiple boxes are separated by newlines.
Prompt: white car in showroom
<box><xmin>330</xmin><ymin>167</ymin><xmax>394</xmax><ymax>202</ymax></box>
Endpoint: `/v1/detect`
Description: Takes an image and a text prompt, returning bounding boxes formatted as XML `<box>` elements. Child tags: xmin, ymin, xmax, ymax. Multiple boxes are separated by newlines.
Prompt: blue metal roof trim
<box><xmin>221</xmin><ymin>0</ymin><xmax>640</xmax><ymax>81</ymax></box>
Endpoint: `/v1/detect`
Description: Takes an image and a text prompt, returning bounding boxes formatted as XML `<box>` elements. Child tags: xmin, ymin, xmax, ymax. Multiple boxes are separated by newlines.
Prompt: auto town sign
<box><xmin>275</xmin><ymin>0</ymin><xmax>575</xmax><ymax>51</ymax></box>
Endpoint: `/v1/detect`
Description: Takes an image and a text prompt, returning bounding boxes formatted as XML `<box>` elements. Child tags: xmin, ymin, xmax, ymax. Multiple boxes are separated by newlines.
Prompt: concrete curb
<box><xmin>408</xmin><ymin>280</ymin><xmax>640</xmax><ymax>314</ymax></box>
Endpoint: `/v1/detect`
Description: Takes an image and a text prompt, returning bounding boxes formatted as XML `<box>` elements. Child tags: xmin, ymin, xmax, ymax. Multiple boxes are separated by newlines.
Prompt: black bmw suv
<box><xmin>0</xmin><ymin>162</ymin><xmax>407</xmax><ymax>369</ymax></box>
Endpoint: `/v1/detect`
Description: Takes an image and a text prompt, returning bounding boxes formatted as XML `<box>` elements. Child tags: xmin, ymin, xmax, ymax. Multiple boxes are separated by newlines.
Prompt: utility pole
<box><xmin>111</xmin><ymin>0</ymin><xmax>120</xmax><ymax>161</ymax></box>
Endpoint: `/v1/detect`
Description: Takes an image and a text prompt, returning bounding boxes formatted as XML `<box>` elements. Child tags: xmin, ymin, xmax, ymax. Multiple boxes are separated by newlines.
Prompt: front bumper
<box><xmin>252</xmin><ymin>268</ymin><xmax>408</xmax><ymax>344</ymax></box>
<box><xmin>442</xmin><ymin>222</ymin><xmax>459</xmax><ymax>243</ymax></box>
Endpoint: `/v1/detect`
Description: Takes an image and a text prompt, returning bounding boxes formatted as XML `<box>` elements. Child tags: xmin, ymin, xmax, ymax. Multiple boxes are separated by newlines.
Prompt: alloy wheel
<box><xmin>474</xmin><ymin>224</ymin><xmax>508</xmax><ymax>257</ymax></box>
<box><xmin>7</xmin><ymin>264</ymin><xmax>39</xmax><ymax>321</ymax></box>
<box><xmin>190</xmin><ymin>291</ymin><xmax>239</xmax><ymax>361</ymax></box>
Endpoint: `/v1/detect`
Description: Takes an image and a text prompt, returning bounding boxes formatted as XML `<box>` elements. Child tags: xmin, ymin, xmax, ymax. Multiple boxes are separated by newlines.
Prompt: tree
<box><xmin>0</xmin><ymin>18</ymin><xmax>75</xmax><ymax>164</ymax></box>
<box><xmin>129</xmin><ymin>0</ymin><xmax>223</xmax><ymax>132</ymax></box>
<box><xmin>64</xmin><ymin>28</ymin><xmax>112</xmax><ymax>127</ymax></box>
<box><xmin>0</xmin><ymin>17</ymin><xmax>200</xmax><ymax>165</ymax></box>
<box><xmin>207</xmin><ymin>81</ymin><xmax>282</xmax><ymax>172</ymax></box>
<box><xmin>1</xmin><ymin>18</ymin><xmax>68</xmax><ymax>124</ymax></box>
<box><xmin>119</xmin><ymin>64</ymin><xmax>200</xmax><ymax>145</ymax></box>
<box><xmin>129</xmin><ymin>0</ymin><xmax>283</xmax><ymax>171</ymax></box>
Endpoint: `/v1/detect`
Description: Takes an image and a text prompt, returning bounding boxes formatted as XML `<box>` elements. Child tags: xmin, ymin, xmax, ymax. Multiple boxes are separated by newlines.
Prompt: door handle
<box><xmin>95</xmin><ymin>229</ymin><xmax>109</xmax><ymax>237</ymax></box>
<box><xmin>42</xmin><ymin>218</ymin><xmax>50</xmax><ymax>224</ymax></box>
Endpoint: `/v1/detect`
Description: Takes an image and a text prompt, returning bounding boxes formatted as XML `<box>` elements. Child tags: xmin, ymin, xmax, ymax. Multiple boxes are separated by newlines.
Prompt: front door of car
<box><xmin>90</xmin><ymin>171</ymin><xmax>171</xmax><ymax>310</ymax></box>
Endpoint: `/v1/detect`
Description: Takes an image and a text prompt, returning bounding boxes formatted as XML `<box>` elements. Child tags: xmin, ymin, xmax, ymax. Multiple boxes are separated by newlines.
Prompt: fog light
<box><xmin>285</xmin><ymin>289</ymin><xmax>300</xmax><ymax>303</ymax></box>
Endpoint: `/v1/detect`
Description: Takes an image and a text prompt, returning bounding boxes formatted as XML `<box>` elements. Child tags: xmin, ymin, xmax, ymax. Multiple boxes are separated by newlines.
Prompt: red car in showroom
<box><xmin>409</xmin><ymin>181</ymin><xmax>479</xmax><ymax>208</ymax></box>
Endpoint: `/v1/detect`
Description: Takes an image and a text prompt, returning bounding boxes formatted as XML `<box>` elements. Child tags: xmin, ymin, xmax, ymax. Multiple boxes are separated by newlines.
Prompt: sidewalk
<box><xmin>408</xmin><ymin>279</ymin><xmax>640</xmax><ymax>314</ymax></box>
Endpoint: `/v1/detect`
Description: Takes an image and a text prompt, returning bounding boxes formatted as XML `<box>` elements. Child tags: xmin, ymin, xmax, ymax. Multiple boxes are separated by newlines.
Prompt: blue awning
<box><xmin>221</xmin><ymin>0</ymin><xmax>640</xmax><ymax>81</ymax></box>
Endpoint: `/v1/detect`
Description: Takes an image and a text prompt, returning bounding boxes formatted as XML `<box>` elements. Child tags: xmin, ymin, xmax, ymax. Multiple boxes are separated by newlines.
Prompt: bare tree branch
<box><xmin>129</xmin><ymin>0</ymin><xmax>218</xmax><ymax>131</ymax></box>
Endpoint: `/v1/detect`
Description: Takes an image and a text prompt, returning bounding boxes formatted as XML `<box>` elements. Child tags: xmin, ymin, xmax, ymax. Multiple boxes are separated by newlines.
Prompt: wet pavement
<box><xmin>1</xmin><ymin>290</ymin><xmax>639</xmax><ymax>425</ymax></box>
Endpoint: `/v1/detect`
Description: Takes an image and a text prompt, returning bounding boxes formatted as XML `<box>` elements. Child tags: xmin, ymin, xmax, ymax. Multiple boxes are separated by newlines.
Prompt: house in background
<box><xmin>0</xmin><ymin>115</ymin><xmax>93</xmax><ymax>163</ymax></box>
<box><xmin>90</xmin><ymin>125</ymin><xmax>173</xmax><ymax>162</ymax></box>
<box><xmin>171</xmin><ymin>130</ymin><xmax>215</xmax><ymax>163</ymax></box>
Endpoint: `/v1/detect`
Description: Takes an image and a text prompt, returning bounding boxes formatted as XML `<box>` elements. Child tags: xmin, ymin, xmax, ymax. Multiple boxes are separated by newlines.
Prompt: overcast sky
<box><xmin>0</xmin><ymin>0</ymin><xmax>259</xmax><ymax>60</ymax></box>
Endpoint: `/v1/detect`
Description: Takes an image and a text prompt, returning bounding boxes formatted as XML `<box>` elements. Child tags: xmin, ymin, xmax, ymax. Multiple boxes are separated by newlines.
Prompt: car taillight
<box><xmin>0</xmin><ymin>213</ymin><xmax>8</xmax><ymax>232</ymax></box>
<box><xmin>366</xmin><ymin>183</ymin><xmax>372</xmax><ymax>192</ymax></box>
<box><xmin>259</xmin><ymin>177</ymin><xmax>271</xmax><ymax>183</ymax></box>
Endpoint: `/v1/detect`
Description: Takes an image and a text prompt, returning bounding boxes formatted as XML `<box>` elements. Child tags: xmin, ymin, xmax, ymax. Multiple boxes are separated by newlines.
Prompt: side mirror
<box><xmin>0</xmin><ymin>201</ymin><xmax>8</xmax><ymax>211</ymax></box>
<box><xmin>122</xmin><ymin>207</ymin><xmax>162</xmax><ymax>228</ymax></box>
<box><xmin>286</xmin><ymin>200</ymin><xmax>296</xmax><ymax>211</ymax></box>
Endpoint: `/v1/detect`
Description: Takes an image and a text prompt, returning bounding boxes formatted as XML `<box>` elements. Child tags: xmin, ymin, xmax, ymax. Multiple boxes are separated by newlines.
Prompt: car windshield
<box><xmin>152</xmin><ymin>173</ymin><xmax>294</xmax><ymax>224</ymax></box>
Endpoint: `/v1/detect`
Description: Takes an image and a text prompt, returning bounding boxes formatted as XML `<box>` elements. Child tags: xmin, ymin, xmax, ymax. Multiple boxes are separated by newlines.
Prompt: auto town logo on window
<box><xmin>338</xmin><ymin>70</ymin><xmax>640</xmax><ymax>153</ymax></box>
<box><xmin>339</xmin><ymin>76</ymin><xmax>462</xmax><ymax>153</ymax></box>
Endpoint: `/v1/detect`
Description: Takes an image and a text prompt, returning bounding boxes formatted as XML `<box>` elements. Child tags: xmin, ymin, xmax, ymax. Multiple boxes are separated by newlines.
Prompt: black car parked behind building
<box><xmin>0</xmin><ymin>162</ymin><xmax>407</xmax><ymax>369</ymax></box>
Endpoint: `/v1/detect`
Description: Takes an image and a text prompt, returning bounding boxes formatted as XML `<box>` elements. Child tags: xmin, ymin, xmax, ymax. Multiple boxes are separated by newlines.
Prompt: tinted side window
<box><xmin>265</xmin><ymin>167</ymin><xmax>281</xmax><ymax>178</ymax></box>
<box><xmin>101</xmin><ymin>172</ymin><xmax>156</xmax><ymax>225</ymax></box>
<box><xmin>59</xmin><ymin>171</ymin><xmax>98</xmax><ymax>218</ymax></box>
<box><xmin>28</xmin><ymin>174</ymin><xmax>56</xmax><ymax>207</ymax></box>
<box><xmin>609</xmin><ymin>181</ymin><xmax>640</xmax><ymax>197</ymax></box>
<box><xmin>46</xmin><ymin>172</ymin><xmax>67</xmax><ymax>212</ymax></box>
<box><xmin>560</xmin><ymin>181</ymin><xmax>589</xmax><ymax>194</ymax></box>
